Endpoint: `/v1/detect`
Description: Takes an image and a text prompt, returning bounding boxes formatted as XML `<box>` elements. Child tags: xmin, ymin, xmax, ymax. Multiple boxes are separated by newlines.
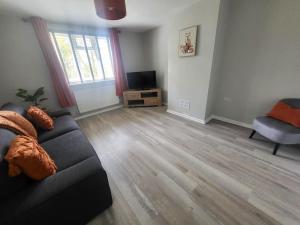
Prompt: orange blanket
<box><xmin>0</xmin><ymin>111</ymin><xmax>37</xmax><ymax>138</ymax></box>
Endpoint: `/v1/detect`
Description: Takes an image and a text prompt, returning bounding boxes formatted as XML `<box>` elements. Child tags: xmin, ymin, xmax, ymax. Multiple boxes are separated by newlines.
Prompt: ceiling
<box><xmin>0</xmin><ymin>0</ymin><xmax>200</xmax><ymax>32</ymax></box>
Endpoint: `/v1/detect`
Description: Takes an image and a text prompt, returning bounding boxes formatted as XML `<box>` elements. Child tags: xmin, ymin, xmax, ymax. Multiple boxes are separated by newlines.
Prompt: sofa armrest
<box><xmin>0</xmin><ymin>156</ymin><xmax>112</xmax><ymax>225</ymax></box>
<box><xmin>48</xmin><ymin>109</ymin><xmax>71</xmax><ymax>118</ymax></box>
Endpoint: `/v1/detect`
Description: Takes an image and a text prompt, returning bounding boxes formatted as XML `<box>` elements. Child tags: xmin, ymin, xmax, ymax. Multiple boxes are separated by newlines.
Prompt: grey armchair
<box><xmin>249</xmin><ymin>99</ymin><xmax>300</xmax><ymax>155</ymax></box>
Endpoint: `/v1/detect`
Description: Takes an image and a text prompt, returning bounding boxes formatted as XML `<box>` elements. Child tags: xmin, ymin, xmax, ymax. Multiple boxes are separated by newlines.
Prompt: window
<box><xmin>50</xmin><ymin>32</ymin><xmax>114</xmax><ymax>84</ymax></box>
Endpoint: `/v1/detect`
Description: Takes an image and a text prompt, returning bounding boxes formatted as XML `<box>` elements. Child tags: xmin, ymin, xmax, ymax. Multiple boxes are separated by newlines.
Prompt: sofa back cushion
<box><xmin>0</xmin><ymin>103</ymin><xmax>27</xmax><ymax>117</ymax></box>
<box><xmin>0</xmin><ymin>128</ymin><xmax>32</xmax><ymax>199</ymax></box>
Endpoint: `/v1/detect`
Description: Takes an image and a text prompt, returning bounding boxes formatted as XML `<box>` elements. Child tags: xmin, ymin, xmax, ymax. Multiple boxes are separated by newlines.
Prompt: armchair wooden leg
<box><xmin>249</xmin><ymin>130</ymin><xmax>256</xmax><ymax>139</ymax></box>
<box><xmin>273</xmin><ymin>143</ymin><xmax>280</xmax><ymax>155</ymax></box>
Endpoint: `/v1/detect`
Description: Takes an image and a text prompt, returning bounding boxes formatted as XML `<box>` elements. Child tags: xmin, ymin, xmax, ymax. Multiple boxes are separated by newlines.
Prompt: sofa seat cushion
<box><xmin>41</xmin><ymin>130</ymin><xmax>97</xmax><ymax>171</ymax></box>
<box><xmin>38</xmin><ymin>115</ymin><xmax>79</xmax><ymax>143</ymax></box>
<box><xmin>0</xmin><ymin>156</ymin><xmax>112</xmax><ymax>225</ymax></box>
<box><xmin>253</xmin><ymin>116</ymin><xmax>300</xmax><ymax>144</ymax></box>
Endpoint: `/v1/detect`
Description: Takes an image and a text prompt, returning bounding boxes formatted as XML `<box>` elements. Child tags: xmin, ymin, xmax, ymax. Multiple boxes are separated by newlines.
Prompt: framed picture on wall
<box><xmin>178</xmin><ymin>26</ymin><xmax>198</xmax><ymax>57</ymax></box>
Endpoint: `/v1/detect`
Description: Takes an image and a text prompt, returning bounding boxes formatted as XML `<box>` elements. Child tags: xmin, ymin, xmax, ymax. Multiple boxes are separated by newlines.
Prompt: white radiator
<box><xmin>71</xmin><ymin>81</ymin><xmax>120</xmax><ymax>114</ymax></box>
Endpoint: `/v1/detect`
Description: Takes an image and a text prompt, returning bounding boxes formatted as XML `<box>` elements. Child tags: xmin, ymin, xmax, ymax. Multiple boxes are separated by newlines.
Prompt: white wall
<box><xmin>71</xmin><ymin>81</ymin><xmax>119</xmax><ymax>114</ymax></box>
<box><xmin>212</xmin><ymin>0</ymin><xmax>300</xmax><ymax>124</ymax></box>
<box><xmin>167</xmin><ymin>0</ymin><xmax>221</xmax><ymax>121</ymax></box>
<box><xmin>0</xmin><ymin>16</ymin><xmax>60</xmax><ymax>110</ymax></box>
<box><xmin>142</xmin><ymin>26</ymin><xmax>168</xmax><ymax>103</ymax></box>
<box><xmin>0</xmin><ymin>15</ymin><xmax>146</xmax><ymax>114</ymax></box>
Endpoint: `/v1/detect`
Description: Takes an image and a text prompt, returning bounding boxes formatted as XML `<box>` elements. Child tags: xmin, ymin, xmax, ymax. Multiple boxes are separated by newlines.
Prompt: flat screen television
<box><xmin>126</xmin><ymin>71</ymin><xmax>157</xmax><ymax>90</ymax></box>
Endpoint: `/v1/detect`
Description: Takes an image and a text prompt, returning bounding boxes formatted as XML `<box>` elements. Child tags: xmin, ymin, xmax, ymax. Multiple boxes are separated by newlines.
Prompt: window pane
<box><xmin>97</xmin><ymin>37</ymin><xmax>114</xmax><ymax>79</ymax></box>
<box><xmin>85</xmin><ymin>36</ymin><xmax>104</xmax><ymax>80</ymax></box>
<box><xmin>49</xmin><ymin>33</ymin><xmax>64</xmax><ymax>72</ymax></box>
<box><xmin>85</xmin><ymin>38</ymin><xmax>92</xmax><ymax>48</ymax></box>
<box><xmin>54</xmin><ymin>33</ymin><xmax>81</xmax><ymax>83</ymax></box>
<box><xmin>71</xmin><ymin>34</ymin><xmax>93</xmax><ymax>82</ymax></box>
<box><xmin>75</xmin><ymin>37</ymin><xmax>84</xmax><ymax>48</ymax></box>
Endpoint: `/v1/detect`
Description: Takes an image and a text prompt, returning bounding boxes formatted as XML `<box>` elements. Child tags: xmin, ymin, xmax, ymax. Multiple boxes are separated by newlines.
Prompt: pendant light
<box><xmin>94</xmin><ymin>0</ymin><xmax>126</xmax><ymax>20</ymax></box>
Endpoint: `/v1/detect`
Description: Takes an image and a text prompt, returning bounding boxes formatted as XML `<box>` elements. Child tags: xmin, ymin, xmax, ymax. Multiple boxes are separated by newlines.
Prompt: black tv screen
<box><xmin>126</xmin><ymin>71</ymin><xmax>157</xmax><ymax>90</ymax></box>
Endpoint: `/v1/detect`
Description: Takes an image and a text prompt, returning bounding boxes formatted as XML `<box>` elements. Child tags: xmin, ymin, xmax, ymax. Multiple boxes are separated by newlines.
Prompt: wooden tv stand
<box><xmin>123</xmin><ymin>88</ymin><xmax>162</xmax><ymax>107</ymax></box>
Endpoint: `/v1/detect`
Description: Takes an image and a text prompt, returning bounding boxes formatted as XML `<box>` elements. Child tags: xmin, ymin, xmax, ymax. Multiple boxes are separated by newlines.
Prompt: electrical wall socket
<box><xmin>178</xmin><ymin>99</ymin><xmax>190</xmax><ymax>109</ymax></box>
<box><xmin>178</xmin><ymin>99</ymin><xmax>184</xmax><ymax>108</ymax></box>
<box><xmin>184</xmin><ymin>100</ymin><xmax>190</xmax><ymax>109</ymax></box>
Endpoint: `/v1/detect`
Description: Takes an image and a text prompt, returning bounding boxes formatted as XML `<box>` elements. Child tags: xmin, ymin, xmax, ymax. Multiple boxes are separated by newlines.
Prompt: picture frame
<box><xmin>178</xmin><ymin>26</ymin><xmax>198</xmax><ymax>57</ymax></box>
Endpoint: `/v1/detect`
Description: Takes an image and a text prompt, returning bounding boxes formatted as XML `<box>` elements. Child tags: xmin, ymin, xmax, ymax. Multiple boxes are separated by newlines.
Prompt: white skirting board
<box><xmin>209</xmin><ymin>115</ymin><xmax>252</xmax><ymax>129</ymax></box>
<box><xmin>166</xmin><ymin>109</ymin><xmax>252</xmax><ymax>129</ymax></box>
<box><xmin>166</xmin><ymin>110</ymin><xmax>206</xmax><ymax>124</ymax></box>
<box><xmin>74</xmin><ymin>105</ymin><xmax>123</xmax><ymax>121</ymax></box>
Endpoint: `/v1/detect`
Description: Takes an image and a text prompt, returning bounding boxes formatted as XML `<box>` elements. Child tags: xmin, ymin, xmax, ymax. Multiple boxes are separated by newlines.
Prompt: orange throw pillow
<box><xmin>0</xmin><ymin>111</ymin><xmax>37</xmax><ymax>138</ymax></box>
<box><xmin>267</xmin><ymin>101</ymin><xmax>300</xmax><ymax>128</ymax></box>
<box><xmin>5</xmin><ymin>135</ymin><xmax>57</xmax><ymax>180</ymax></box>
<box><xmin>27</xmin><ymin>106</ymin><xmax>54</xmax><ymax>130</ymax></box>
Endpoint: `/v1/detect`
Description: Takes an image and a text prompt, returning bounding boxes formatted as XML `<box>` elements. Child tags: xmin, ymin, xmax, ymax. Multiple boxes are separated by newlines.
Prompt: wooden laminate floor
<box><xmin>78</xmin><ymin>107</ymin><xmax>300</xmax><ymax>225</ymax></box>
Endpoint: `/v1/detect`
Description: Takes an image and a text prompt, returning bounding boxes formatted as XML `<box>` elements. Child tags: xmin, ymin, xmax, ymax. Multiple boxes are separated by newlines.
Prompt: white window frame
<box><xmin>50</xmin><ymin>31</ymin><xmax>115</xmax><ymax>85</ymax></box>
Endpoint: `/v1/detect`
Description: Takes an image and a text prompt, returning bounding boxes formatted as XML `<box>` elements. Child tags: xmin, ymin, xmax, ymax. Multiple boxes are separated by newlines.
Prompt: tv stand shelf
<box><xmin>123</xmin><ymin>89</ymin><xmax>162</xmax><ymax>107</ymax></box>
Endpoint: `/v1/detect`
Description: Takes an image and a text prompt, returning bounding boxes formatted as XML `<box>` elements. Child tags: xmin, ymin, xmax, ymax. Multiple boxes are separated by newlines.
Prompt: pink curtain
<box><xmin>109</xmin><ymin>28</ymin><xmax>127</xmax><ymax>97</ymax></box>
<box><xmin>30</xmin><ymin>17</ymin><xmax>76</xmax><ymax>108</ymax></box>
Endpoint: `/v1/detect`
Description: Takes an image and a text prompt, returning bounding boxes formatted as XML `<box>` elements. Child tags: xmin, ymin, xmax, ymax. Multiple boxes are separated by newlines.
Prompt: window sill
<box><xmin>70</xmin><ymin>79</ymin><xmax>115</xmax><ymax>90</ymax></box>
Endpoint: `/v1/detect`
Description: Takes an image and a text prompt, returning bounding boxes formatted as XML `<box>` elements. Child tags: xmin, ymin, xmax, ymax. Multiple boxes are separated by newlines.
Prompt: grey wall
<box><xmin>2</xmin><ymin>0</ymin><xmax>299</xmax><ymax>124</ymax></box>
<box><xmin>212</xmin><ymin>0</ymin><xmax>300</xmax><ymax>124</ymax></box>
<box><xmin>0</xmin><ymin>15</ymin><xmax>61</xmax><ymax>110</ymax></box>
<box><xmin>205</xmin><ymin>0</ymin><xmax>230</xmax><ymax>120</ymax></box>
<box><xmin>140</xmin><ymin>0</ymin><xmax>300</xmax><ymax>125</ymax></box>
<box><xmin>0</xmin><ymin>15</ymin><xmax>146</xmax><ymax>112</ymax></box>
<box><xmin>167</xmin><ymin>0</ymin><xmax>220</xmax><ymax>121</ymax></box>
<box><xmin>119</xmin><ymin>31</ymin><xmax>146</xmax><ymax>73</ymax></box>
<box><xmin>142</xmin><ymin>26</ymin><xmax>168</xmax><ymax>103</ymax></box>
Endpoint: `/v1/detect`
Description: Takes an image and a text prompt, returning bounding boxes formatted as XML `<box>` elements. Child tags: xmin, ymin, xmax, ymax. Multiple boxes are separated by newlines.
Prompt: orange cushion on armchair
<box><xmin>267</xmin><ymin>101</ymin><xmax>300</xmax><ymax>128</ymax></box>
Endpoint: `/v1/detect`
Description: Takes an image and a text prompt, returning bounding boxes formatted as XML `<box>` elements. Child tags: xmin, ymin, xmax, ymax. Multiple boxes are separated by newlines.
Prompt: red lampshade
<box><xmin>94</xmin><ymin>0</ymin><xmax>126</xmax><ymax>20</ymax></box>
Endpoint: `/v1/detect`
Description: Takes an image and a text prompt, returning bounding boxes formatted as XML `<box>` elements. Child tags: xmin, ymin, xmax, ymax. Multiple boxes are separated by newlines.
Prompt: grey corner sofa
<box><xmin>0</xmin><ymin>103</ymin><xmax>112</xmax><ymax>225</ymax></box>
<box><xmin>249</xmin><ymin>99</ymin><xmax>300</xmax><ymax>155</ymax></box>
